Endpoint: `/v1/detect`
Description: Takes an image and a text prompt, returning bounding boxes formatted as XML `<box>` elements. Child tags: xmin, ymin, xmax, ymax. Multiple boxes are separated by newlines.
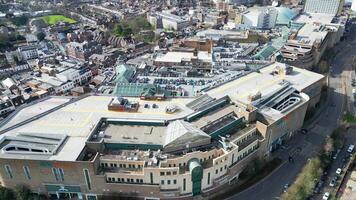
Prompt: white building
<box><xmin>152</xmin><ymin>12</ymin><xmax>191</xmax><ymax>31</ymax></box>
<box><xmin>17</xmin><ymin>46</ymin><xmax>38</xmax><ymax>61</ymax></box>
<box><xmin>352</xmin><ymin>0</ymin><xmax>356</xmax><ymax>11</ymax></box>
<box><xmin>35</xmin><ymin>74</ymin><xmax>74</xmax><ymax>94</ymax></box>
<box><xmin>56</xmin><ymin>67</ymin><xmax>92</xmax><ymax>85</ymax></box>
<box><xmin>304</xmin><ymin>0</ymin><xmax>344</xmax><ymax>16</ymax></box>
<box><xmin>242</xmin><ymin>7</ymin><xmax>278</xmax><ymax>29</ymax></box>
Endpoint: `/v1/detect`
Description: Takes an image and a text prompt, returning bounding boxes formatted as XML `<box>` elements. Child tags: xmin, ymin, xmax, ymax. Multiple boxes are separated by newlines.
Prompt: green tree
<box><xmin>0</xmin><ymin>187</ymin><xmax>15</xmax><ymax>200</ymax></box>
<box><xmin>36</xmin><ymin>32</ymin><xmax>46</xmax><ymax>41</ymax></box>
<box><xmin>10</xmin><ymin>15</ymin><xmax>29</xmax><ymax>26</ymax></box>
<box><xmin>114</xmin><ymin>25</ymin><xmax>124</xmax><ymax>36</ymax></box>
<box><xmin>14</xmin><ymin>185</ymin><xmax>31</xmax><ymax>200</ymax></box>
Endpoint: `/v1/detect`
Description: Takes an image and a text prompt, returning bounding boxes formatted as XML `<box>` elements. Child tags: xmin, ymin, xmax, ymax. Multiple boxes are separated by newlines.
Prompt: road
<box><xmin>228</xmin><ymin>25</ymin><xmax>356</xmax><ymax>200</ymax></box>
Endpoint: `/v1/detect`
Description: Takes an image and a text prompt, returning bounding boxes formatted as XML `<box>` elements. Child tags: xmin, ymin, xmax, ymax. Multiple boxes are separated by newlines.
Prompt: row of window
<box><xmin>4</xmin><ymin>165</ymin><xmax>64</xmax><ymax>182</ymax></box>
<box><xmin>166</xmin><ymin>154</ymin><xmax>217</xmax><ymax>168</ymax></box>
<box><xmin>231</xmin><ymin>144</ymin><xmax>259</xmax><ymax>167</ymax></box>
<box><xmin>215</xmin><ymin>165</ymin><xmax>228</xmax><ymax>175</ymax></box>
<box><xmin>107</xmin><ymin>177</ymin><xmax>144</xmax><ymax>184</ymax></box>
<box><xmin>161</xmin><ymin>179</ymin><xmax>177</xmax><ymax>185</ymax></box>
<box><xmin>160</xmin><ymin>171</ymin><xmax>177</xmax><ymax>176</ymax></box>
<box><xmin>101</xmin><ymin>162</ymin><xmax>143</xmax><ymax>169</ymax></box>
<box><xmin>3</xmin><ymin>165</ymin><xmax>92</xmax><ymax>192</ymax></box>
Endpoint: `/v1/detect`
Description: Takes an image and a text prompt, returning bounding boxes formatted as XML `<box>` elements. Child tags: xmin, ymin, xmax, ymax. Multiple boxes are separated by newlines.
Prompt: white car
<box><xmin>323</xmin><ymin>192</ymin><xmax>330</xmax><ymax>200</ymax></box>
<box><xmin>336</xmin><ymin>168</ymin><xmax>342</xmax><ymax>175</ymax></box>
<box><xmin>347</xmin><ymin>144</ymin><xmax>354</xmax><ymax>153</ymax></box>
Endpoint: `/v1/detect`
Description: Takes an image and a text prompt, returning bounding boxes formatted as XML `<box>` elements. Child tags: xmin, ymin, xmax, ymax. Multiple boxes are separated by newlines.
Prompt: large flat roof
<box><xmin>0</xmin><ymin>96</ymin><xmax>194</xmax><ymax>161</ymax></box>
<box><xmin>206</xmin><ymin>62</ymin><xmax>324</xmax><ymax>104</ymax></box>
<box><xmin>0</xmin><ymin>62</ymin><xmax>324</xmax><ymax>161</ymax></box>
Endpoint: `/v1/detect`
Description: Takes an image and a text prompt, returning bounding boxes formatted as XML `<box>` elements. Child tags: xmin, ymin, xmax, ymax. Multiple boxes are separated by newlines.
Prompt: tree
<box><xmin>114</xmin><ymin>25</ymin><xmax>124</xmax><ymax>36</ymax></box>
<box><xmin>10</xmin><ymin>15</ymin><xmax>29</xmax><ymax>26</ymax></box>
<box><xmin>0</xmin><ymin>187</ymin><xmax>15</xmax><ymax>200</ymax></box>
<box><xmin>36</xmin><ymin>32</ymin><xmax>46</xmax><ymax>41</ymax></box>
<box><xmin>14</xmin><ymin>185</ymin><xmax>31</xmax><ymax>200</ymax></box>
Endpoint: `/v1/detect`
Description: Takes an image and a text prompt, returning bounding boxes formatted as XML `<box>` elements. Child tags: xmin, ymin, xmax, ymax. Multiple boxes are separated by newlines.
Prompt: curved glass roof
<box><xmin>276</xmin><ymin>7</ymin><xmax>298</xmax><ymax>25</ymax></box>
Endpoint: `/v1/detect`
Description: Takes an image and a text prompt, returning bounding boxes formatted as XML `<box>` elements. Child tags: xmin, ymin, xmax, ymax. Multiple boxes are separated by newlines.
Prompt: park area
<box><xmin>41</xmin><ymin>15</ymin><xmax>76</xmax><ymax>25</ymax></box>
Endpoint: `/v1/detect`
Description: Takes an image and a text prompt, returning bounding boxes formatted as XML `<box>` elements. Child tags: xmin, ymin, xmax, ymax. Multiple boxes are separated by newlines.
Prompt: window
<box><xmin>208</xmin><ymin>172</ymin><xmax>210</xmax><ymax>185</ymax></box>
<box><xmin>52</xmin><ymin>168</ymin><xmax>59</xmax><ymax>181</ymax></box>
<box><xmin>161</xmin><ymin>180</ymin><xmax>164</xmax><ymax>185</ymax></box>
<box><xmin>183</xmin><ymin>178</ymin><xmax>186</xmax><ymax>191</ymax></box>
<box><xmin>167</xmin><ymin>180</ymin><xmax>171</xmax><ymax>185</ymax></box>
<box><xmin>160</xmin><ymin>172</ymin><xmax>165</xmax><ymax>176</ymax></box>
<box><xmin>136</xmin><ymin>179</ymin><xmax>139</xmax><ymax>183</ymax></box>
<box><xmin>215</xmin><ymin>169</ymin><xmax>218</xmax><ymax>174</ymax></box>
<box><xmin>173</xmin><ymin>179</ymin><xmax>177</xmax><ymax>184</ymax></box>
<box><xmin>166</xmin><ymin>172</ymin><xmax>171</xmax><ymax>176</ymax></box>
<box><xmin>23</xmin><ymin>166</ymin><xmax>31</xmax><ymax>180</ymax></box>
<box><xmin>4</xmin><ymin>165</ymin><xmax>13</xmax><ymax>179</ymax></box>
<box><xmin>173</xmin><ymin>171</ymin><xmax>177</xmax><ymax>175</ymax></box>
<box><xmin>150</xmin><ymin>173</ymin><xmax>153</xmax><ymax>184</ymax></box>
<box><xmin>220</xmin><ymin>167</ymin><xmax>222</xmax><ymax>172</ymax></box>
<box><xmin>58</xmin><ymin>168</ymin><xmax>64</xmax><ymax>181</ymax></box>
<box><xmin>224</xmin><ymin>165</ymin><xmax>227</xmax><ymax>170</ymax></box>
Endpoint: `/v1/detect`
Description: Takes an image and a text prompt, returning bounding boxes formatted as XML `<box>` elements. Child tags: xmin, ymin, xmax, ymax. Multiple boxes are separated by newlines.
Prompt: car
<box><xmin>329</xmin><ymin>178</ymin><xmax>336</xmax><ymax>187</ymax></box>
<box><xmin>333</xmin><ymin>149</ymin><xmax>341</xmax><ymax>160</ymax></box>
<box><xmin>313</xmin><ymin>181</ymin><xmax>323</xmax><ymax>194</ymax></box>
<box><xmin>152</xmin><ymin>104</ymin><xmax>158</xmax><ymax>109</ymax></box>
<box><xmin>283</xmin><ymin>183</ymin><xmax>289</xmax><ymax>192</ymax></box>
<box><xmin>336</xmin><ymin>168</ymin><xmax>342</xmax><ymax>175</ymax></box>
<box><xmin>347</xmin><ymin>144</ymin><xmax>354</xmax><ymax>153</ymax></box>
<box><xmin>301</xmin><ymin>129</ymin><xmax>308</xmax><ymax>134</ymax></box>
<box><xmin>323</xmin><ymin>192</ymin><xmax>330</xmax><ymax>200</ymax></box>
<box><xmin>144</xmin><ymin>104</ymin><xmax>150</xmax><ymax>109</ymax></box>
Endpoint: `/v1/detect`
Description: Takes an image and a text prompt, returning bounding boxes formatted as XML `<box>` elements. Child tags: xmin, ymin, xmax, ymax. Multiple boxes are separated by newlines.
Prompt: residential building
<box><xmin>66</xmin><ymin>41</ymin><xmax>103</xmax><ymax>61</ymax></box>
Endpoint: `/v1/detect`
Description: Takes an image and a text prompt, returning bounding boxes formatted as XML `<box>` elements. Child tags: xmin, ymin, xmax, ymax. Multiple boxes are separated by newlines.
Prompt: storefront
<box><xmin>45</xmin><ymin>184</ymin><xmax>83</xmax><ymax>200</ymax></box>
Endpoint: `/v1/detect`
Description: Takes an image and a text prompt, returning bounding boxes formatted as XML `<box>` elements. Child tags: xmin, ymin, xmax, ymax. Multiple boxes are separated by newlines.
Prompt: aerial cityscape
<box><xmin>0</xmin><ymin>0</ymin><xmax>355</xmax><ymax>200</ymax></box>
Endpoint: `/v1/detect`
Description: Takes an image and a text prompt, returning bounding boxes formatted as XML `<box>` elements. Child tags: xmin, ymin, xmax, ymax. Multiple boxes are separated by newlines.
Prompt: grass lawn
<box><xmin>41</xmin><ymin>15</ymin><xmax>76</xmax><ymax>25</ymax></box>
<box><xmin>343</xmin><ymin>113</ymin><xmax>356</xmax><ymax>123</ymax></box>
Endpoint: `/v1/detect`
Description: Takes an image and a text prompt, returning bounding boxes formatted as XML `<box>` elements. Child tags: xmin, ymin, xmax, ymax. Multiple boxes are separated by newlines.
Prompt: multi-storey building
<box><xmin>304</xmin><ymin>0</ymin><xmax>344</xmax><ymax>16</ymax></box>
<box><xmin>148</xmin><ymin>12</ymin><xmax>191</xmax><ymax>31</ymax></box>
<box><xmin>280</xmin><ymin>15</ymin><xmax>345</xmax><ymax>70</ymax></box>
<box><xmin>242</xmin><ymin>7</ymin><xmax>278</xmax><ymax>29</ymax></box>
<box><xmin>0</xmin><ymin>62</ymin><xmax>324</xmax><ymax>200</ymax></box>
<box><xmin>66</xmin><ymin>41</ymin><xmax>103</xmax><ymax>61</ymax></box>
<box><xmin>17</xmin><ymin>45</ymin><xmax>38</xmax><ymax>61</ymax></box>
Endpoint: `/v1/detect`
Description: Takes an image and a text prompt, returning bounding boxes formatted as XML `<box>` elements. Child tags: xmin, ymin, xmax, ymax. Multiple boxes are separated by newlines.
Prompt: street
<box><xmin>228</xmin><ymin>25</ymin><xmax>356</xmax><ymax>200</ymax></box>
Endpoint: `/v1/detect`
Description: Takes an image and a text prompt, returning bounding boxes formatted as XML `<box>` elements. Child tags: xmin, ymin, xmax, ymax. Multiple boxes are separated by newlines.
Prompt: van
<box><xmin>347</xmin><ymin>144</ymin><xmax>354</xmax><ymax>153</ymax></box>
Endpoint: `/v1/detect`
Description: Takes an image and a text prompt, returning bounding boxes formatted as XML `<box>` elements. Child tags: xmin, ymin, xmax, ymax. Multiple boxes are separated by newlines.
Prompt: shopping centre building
<box><xmin>0</xmin><ymin>62</ymin><xmax>324</xmax><ymax>200</ymax></box>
